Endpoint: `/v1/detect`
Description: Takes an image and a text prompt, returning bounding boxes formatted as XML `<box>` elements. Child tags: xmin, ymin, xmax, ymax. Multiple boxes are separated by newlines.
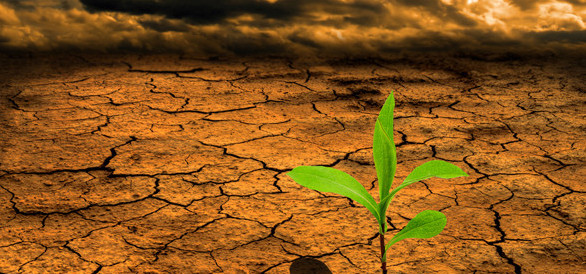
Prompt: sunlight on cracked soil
<box><xmin>0</xmin><ymin>53</ymin><xmax>584</xmax><ymax>273</ymax></box>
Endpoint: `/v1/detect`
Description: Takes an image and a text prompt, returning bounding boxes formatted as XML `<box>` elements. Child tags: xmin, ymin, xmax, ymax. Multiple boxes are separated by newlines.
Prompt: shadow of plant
<box><xmin>290</xmin><ymin>257</ymin><xmax>332</xmax><ymax>274</ymax></box>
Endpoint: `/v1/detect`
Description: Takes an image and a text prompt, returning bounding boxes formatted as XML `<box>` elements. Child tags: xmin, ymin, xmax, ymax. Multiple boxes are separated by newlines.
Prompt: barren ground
<box><xmin>0</xmin><ymin>53</ymin><xmax>584</xmax><ymax>273</ymax></box>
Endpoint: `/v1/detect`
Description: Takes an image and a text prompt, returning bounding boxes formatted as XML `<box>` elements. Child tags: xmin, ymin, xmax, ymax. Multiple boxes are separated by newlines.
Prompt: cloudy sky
<box><xmin>0</xmin><ymin>0</ymin><xmax>585</xmax><ymax>56</ymax></box>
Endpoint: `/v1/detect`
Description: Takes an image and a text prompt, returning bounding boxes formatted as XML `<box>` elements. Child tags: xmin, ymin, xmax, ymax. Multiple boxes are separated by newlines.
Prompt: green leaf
<box><xmin>384</xmin><ymin>210</ymin><xmax>447</xmax><ymax>253</ymax></box>
<box><xmin>390</xmin><ymin>160</ymin><xmax>468</xmax><ymax>198</ymax></box>
<box><xmin>378</xmin><ymin>194</ymin><xmax>393</xmax><ymax>233</ymax></box>
<box><xmin>287</xmin><ymin>166</ymin><xmax>381</xmax><ymax>225</ymax></box>
<box><xmin>379</xmin><ymin>160</ymin><xmax>468</xmax><ymax>225</ymax></box>
<box><xmin>373</xmin><ymin>92</ymin><xmax>397</xmax><ymax>203</ymax></box>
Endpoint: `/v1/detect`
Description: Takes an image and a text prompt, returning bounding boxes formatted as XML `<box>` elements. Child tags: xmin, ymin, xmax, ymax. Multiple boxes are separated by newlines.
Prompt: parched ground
<box><xmin>0</xmin><ymin>53</ymin><xmax>584</xmax><ymax>273</ymax></box>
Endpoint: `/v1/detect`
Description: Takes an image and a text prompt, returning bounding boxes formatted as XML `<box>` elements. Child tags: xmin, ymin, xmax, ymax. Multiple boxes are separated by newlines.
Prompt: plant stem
<box><xmin>380</xmin><ymin>233</ymin><xmax>387</xmax><ymax>274</ymax></box>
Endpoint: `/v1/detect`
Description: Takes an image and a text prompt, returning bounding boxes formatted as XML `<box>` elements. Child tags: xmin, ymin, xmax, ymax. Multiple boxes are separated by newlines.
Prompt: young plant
<box><xmin>287</xmin><ymin>92</ymin><xmax>468</xmax><ymax>273</ymax></box>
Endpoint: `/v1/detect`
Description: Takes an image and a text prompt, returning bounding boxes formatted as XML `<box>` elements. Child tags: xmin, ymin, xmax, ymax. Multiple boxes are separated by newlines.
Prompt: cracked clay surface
<box><xmin>0</xmin><ymin>53</ymin><xmax>584</xmax><ymax>273</ymax></box>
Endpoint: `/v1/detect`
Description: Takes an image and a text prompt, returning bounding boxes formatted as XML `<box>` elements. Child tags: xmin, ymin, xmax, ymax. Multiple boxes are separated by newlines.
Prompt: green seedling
<box><xmin>287</xmin><ymin>92</ymin><xmax>468</xmax><ymax>273</ymax></box>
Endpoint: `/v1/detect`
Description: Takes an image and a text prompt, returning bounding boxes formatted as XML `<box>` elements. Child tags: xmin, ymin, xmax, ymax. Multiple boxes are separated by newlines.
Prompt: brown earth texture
<box><xmin>0</xmin><ymin>53</ymin><xmax>584</xmax><ymax>273</ymax></box>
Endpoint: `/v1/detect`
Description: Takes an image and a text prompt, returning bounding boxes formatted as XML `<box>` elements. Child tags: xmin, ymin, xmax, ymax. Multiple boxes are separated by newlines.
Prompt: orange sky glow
<box><xmin>0</xmin><ymin>0</ymin><xmax>584</xmax><ymax>56</ymax></box>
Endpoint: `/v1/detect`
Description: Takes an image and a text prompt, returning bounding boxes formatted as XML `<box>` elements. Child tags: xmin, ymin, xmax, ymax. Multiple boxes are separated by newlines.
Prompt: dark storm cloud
<box><xmin>138</xmin><ymin>18</ymin><xmax>192</xmax><ymax>32</ymax></box>
<box><xmin>0</xmin><ymin>0</ymin><xmax>585</xmax><ymax>56</ymax></box>
<box><xmin>79</xmin><ymin>0</ymin><xmax>292</xmax><ymax>24</ymax></box>
<box><xmin>508</xmin><ymin>0</ymin><xmax>540</xmax><ymax>9</ymax></box>
<box><xmin>528</xmin><ymin>30</ymin><xmax>586</xmax><ymax>43</ymax></box>
<box><xmin>79</xmin><ymin>0</ymin><xmax>385</xmax><ymax>25</ymax></box>
<box><xmin>3</xmin><ymin>0</ymin><xmax>82</xmax><ymax>10</ymax></box>
<box><xmin>392</xmin><ymin>0</ymin><xmax>478</xmax><ymax>26</ymax></box>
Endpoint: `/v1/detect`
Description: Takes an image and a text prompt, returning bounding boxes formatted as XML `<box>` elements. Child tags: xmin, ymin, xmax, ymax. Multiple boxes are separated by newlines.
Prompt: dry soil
<box><xmin>0</xmin><ymin>53</ymin><xmax>584</xmax><ymax>273</ymax></box>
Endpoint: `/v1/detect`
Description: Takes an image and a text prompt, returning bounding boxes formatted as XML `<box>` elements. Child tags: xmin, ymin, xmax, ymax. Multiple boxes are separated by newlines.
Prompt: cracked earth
<box><xmin>0</xmin><ymin>53</ymin><xmax>584</xmax><ymax>273</ymax></box>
